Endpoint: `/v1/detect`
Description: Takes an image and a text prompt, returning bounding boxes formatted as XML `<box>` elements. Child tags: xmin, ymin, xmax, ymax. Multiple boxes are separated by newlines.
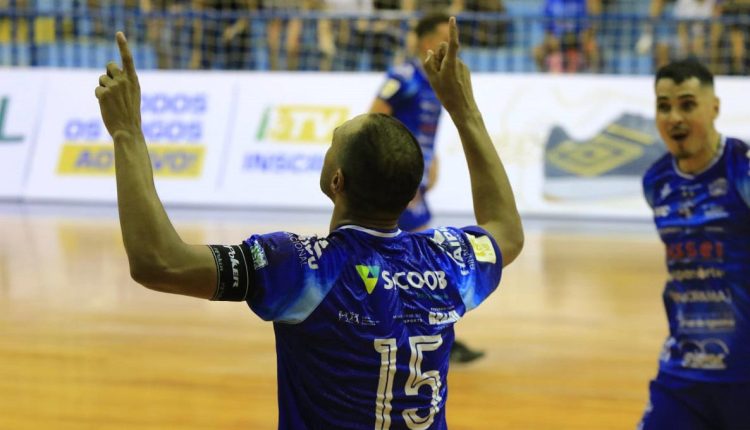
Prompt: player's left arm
<box><xmin>95</xmin><ymin>33</ymin><xmax>217</xmax><ymax>299</ymax></box>
<box><xmin>370</xmin><ymin>65</ymin><xmax>413</xmax><ymax>115</ymax></box>
<box><xmin>734</xmin><ymin>145</ymin><xmax>750</xmax><ymax>209</ymax></box>
<box><xmin>369</xmin><ymin>97</ymin><xmax>393</xmax><ymax>115</ymax></box>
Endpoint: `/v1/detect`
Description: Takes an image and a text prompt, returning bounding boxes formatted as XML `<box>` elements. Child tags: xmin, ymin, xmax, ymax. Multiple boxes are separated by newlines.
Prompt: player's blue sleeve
<box><xmin>242</xmin><ymin>232</ymin><xmax>331</xmax><ymax>324</ymax></box>
<box><xmin>643</xmin><ymin>174</ymin><xmax>656</xmax><ymax>208</ymax></box>
<box><xmin>731</xmin><ymin>143</ymin><xmax>750</xmax><ymax>208</ymax></box>
<box><xmin>431</xmin><ymin>226</ymin><xmax>504</xmax><ymax>312</ymax></box>
<box><xmin>377</xmin><ymin>64</ymin><xmax>418</xmax><ymax>108</ymax></box>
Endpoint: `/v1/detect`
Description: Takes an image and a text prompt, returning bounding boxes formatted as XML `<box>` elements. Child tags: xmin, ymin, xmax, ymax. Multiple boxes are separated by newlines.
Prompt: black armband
<box><xmin>208</xmin><ymin>244</ymin><xmax>253</xmax><ymax>302</ymax></box>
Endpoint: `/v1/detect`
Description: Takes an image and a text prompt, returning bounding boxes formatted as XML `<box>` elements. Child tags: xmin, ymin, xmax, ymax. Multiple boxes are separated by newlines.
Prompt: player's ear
<box><xmin>331</xmin><ymin>168</ymin><xmax>345</xmax><ymax>195</ymax></box>
<box><xmin>713</xmin><ymin>96</ymin><xmax>720</xmax><ymax>118</ymax></box>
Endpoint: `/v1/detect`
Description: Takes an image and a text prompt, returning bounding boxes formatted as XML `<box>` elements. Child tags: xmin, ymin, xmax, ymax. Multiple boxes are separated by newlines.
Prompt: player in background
<box><xmin>370</xmin><ymin>12</ymin><xmax>484</xmax><ymax>363</ymax></box>
<box><xmin>639</xmin><ymin>58</ymin><xmax>750</xmax><ymax>429</ymax></box>
<box><xmin>95</xmin><ymin>18</ymin><xmax>523</xmax><ymax>429</ymax></box>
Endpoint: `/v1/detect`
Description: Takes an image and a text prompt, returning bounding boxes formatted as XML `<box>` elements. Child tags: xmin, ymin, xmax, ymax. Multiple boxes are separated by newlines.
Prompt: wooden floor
<box><xmin>0</xmin><ymin>205</ymin><xmax>668</xmax><ymax>430</ymax></box>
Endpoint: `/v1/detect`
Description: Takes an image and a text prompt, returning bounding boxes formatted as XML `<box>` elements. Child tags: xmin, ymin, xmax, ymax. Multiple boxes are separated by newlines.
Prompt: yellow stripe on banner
<box><xmin>57</xmin><ymin>143</ymin><xmax>205</xmax><ymax>178</ymax></box>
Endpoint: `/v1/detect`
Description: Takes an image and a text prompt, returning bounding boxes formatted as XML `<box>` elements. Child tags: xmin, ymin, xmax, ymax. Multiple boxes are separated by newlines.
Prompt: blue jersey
<box><xmin>221</xmin><ymin>224</ymin><xmax>503</xmax><ymax>429</ymax></box>
<box><xmin>643</xmin><ymin>136</ymin><xmax>750</xmax><ymax>382</ymax></box>
<box><xmin>378</xmin><ymin>58</ymin><xmax>442</xmax><ymax>187</ymax></box>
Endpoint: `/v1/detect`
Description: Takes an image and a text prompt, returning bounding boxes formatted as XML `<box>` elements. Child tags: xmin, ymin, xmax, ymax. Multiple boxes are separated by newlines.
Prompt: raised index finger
<box><xmin>116</xmin><ymin>32</ymin><xmax>137</xmax><ymax>79</ymax></box>
<box><xmin>446</xmin><ymin>16</ymin><xmax>460</xmax><ymax>63</ymax></box>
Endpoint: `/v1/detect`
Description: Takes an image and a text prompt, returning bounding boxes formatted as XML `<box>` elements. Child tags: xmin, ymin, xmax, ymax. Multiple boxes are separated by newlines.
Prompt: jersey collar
<box><xmin>673</xmin><ymin>135</ymin><xmax>726</xmax><ymax>180</ymax></box>
<box><xmin>336</xmin><ymin>225</ymin><xmax>402</xmax><ymax>238</ymax></box>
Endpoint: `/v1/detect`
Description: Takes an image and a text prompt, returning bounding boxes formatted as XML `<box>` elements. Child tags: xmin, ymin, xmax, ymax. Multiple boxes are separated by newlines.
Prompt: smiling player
<box><xmin>639</xmin><ymin>58</ymin><xmax>750</xmax><ymax>429</ymax></box>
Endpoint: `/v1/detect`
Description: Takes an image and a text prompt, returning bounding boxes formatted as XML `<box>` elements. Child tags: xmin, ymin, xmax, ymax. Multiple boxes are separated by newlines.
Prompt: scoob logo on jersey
<box><xmin>355</xmin><ymin>264</ymin><xmax>447</xmax><ymax>294</ymax></box>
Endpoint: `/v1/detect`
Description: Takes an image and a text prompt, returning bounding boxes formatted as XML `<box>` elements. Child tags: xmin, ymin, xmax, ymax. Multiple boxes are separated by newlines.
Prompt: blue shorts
<box><xmin>398</xmin><ymin>188</ymin><xmax>431</xmax><ymax>232</ymax></box>
<box><xmin>638</xmin><ymin>371</ymin><xmax>750</xmax><ymax>430</ymax></box>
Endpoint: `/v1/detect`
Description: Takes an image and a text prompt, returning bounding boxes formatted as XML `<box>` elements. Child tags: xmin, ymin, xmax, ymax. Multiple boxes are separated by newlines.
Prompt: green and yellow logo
<box><xmin>256</xmin><ymin>105</ymin><xmax>349</xmax><ymax>144</ymax></box>
<box><xmin>57</xmin><ymin>143</ymin><xmax>205</xmax><ymax>177</ymax></box>
<box><xmin>355</xmin><ymin>265</ymin><xmax>381</xmax><ymax>295</ymax></box>
<box><xmin>0</xmin><ymin>97</ymin><xmax>23</xmax><ymax>144</ymax></box>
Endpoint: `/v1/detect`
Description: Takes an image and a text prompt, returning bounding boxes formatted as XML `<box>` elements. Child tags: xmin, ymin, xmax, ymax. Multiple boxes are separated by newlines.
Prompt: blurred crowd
<box><xmin>0</xmin><ymin>0</ymin><xmax>748</xmax><ymax>75</ymax></box>
<box><xmin>533</xmin><ymin>0</ymin><xmax>749</xmax><ymax>75</ymax></box>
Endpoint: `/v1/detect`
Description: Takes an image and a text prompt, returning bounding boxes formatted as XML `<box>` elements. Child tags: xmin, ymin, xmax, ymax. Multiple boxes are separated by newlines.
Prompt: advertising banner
<box><xmin>0</xmin><ymin>69</ymin><xmax>45</xmax><ymax>199</ymax></box>
<box><xmin>16</xmin><ymin>69</ymin><xmax>750</xmax><ymax>221</ymax></box>
<box><xmin>441</xmin><ymin>74</ymin><xmax>748</xmax><ymax>220</ymax></box>
<box><xmin>24</xmin><ymin>70</ymin><xmax>236</xmax><ymax>205</ymax></box>
<box><xmin>217</xmin><ymin>73</ymin><xmax>380</xmax><ymax>210</ymax></box>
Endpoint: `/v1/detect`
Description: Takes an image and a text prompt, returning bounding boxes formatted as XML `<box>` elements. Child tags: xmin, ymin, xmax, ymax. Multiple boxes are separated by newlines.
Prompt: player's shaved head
<box><xmin>333</xmin><ymin>113</ymin><xmax>423</xmax><ymax>217</ymax></box>
<box><xmin>655</xmin><ymin>58</ymin><xmax>714</xmax><ymax>88</ymax></box>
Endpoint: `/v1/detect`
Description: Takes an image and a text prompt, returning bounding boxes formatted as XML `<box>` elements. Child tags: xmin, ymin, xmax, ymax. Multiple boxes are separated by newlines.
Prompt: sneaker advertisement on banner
<box><xmin>429</xmin><ymin>74</ymin><xmax>750</xmax><ymax>220</ymax></box>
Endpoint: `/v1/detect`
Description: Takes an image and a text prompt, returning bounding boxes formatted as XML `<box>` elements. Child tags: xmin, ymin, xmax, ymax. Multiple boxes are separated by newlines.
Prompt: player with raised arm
<box><xmin>370</xmin><ymin>12</ymin><xmax>484</xmax><ymax>364</ymax></box>
<box><xmin>95</xmin><ymin>18</ymin><xmax>523</xmax><ymax>429</ymax></box>
<box><xmin>638</xmin><ymin>58</ymin><xmax>750</xmax><ymax>429</ymax></box>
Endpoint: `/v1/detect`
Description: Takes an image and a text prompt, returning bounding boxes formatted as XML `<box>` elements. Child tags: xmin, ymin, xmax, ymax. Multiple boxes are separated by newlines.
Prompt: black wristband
<box><xmin>208</xmin><ymin>244</ymin><xmax>252</xmax><ymax>301</ymax></box>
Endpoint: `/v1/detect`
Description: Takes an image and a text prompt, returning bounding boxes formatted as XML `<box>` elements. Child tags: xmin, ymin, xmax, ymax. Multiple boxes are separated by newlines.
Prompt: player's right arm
<box><xmin>423</xmin><ymin>17</ymin><xmax>523</xmax><ymax>266</ymax></box>
<box><xmin>96</xmin><ymin>33</ymin><xmax>217</xmax><ymax>299</ymax></box>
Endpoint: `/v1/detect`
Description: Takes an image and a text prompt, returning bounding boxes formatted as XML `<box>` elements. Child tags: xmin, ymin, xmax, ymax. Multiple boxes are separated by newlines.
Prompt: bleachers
<box><xmin>0</xmin><ymin>2</ymin><xmax>743</xmax><ymax>75</ymax></box>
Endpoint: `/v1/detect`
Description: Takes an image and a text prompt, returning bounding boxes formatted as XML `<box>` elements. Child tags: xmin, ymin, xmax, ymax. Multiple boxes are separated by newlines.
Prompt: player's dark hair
<box><xmin>338</xmin><ymin>114</ymin><xmax>423</xmax><ymax>217</ymax></box>
<box><xmin>415</xmin><ymin>12</ymin><xmax>451</xmax><ymax>39</ymax></box>
<box><xmin>655</xmin><ymin>58</ymin><xmax>714</xmax><ymax>87</ymax></box>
